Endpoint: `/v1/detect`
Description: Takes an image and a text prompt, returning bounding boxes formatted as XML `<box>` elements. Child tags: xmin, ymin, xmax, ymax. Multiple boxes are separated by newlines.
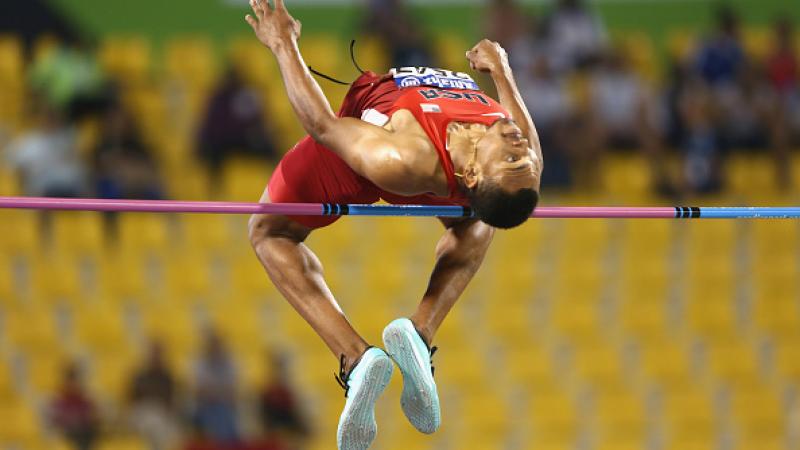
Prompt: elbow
<box><xmin>307</xmin><ymin>115</ymin><xmax>337</xmax><ymax>143</ymax></box>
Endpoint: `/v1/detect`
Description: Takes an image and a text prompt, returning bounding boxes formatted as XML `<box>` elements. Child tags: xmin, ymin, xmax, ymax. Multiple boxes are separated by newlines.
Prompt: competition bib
<box><xmin>390</xmin><ymin>67</ymin><xmax>479</xmax><ymax>91</ymax></box>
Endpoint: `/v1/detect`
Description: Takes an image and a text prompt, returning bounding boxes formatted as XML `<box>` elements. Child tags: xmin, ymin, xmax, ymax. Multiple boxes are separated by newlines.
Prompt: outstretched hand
<box><xmin>465</xmin><ymin>39</ymin><xmax>509</xmax><ymax>75</ymax></box>
<box><xmin>245</xmin><ymin>0</ymin><xmax>302</xmax><ymax>50</ymax></box>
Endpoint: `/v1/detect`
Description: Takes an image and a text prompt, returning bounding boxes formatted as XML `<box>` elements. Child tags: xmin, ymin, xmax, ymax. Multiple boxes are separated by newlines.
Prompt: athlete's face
<box><xmin>472</xmin><ymin>118</ymin><xmax>541</xmax><ymax>193</ymax></box>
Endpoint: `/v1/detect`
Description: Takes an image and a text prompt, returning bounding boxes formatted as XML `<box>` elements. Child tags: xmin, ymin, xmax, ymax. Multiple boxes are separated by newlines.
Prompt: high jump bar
<box><xmin>0</xmin><ymin>197</ymin><xmax>798</xmax><ymax>219</ymax></box>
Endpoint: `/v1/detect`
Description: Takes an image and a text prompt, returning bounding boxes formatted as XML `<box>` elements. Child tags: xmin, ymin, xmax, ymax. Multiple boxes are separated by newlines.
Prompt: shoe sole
<box><xmin>337</xmin><ymin>355</ymin><xmax>393</xmax><ymax>450</ymax></box>
<box><xmin>383</xmin><ymin>323</ymin><xmax>440</xmax><ymax>434</ymax></box>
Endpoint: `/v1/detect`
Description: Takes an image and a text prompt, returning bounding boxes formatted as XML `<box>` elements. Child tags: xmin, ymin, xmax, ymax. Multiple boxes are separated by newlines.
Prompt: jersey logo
<box><xmin>417</xmin><ymin>89</ymin><xmax>490</xmax><ymax>106</ymax></box>
<box><xmin>391</xmin><ymin>67</ymin><xmax>479</xmax><ymax>91</ymax></box>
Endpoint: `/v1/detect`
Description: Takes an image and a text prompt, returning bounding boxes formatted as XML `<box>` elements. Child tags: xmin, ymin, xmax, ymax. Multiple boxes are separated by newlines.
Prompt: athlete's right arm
<box><xmin>245</xmin><ymin>0</ymin><xmax>420</xmax><ymax>194</ymax></box>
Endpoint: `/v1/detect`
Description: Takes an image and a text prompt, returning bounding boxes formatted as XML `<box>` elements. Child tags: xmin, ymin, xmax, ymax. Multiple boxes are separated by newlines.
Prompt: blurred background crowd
<box><xmin>1</xmin><ymin>0</ymin><xmax>799</xmax><ymax>450</ymax></box>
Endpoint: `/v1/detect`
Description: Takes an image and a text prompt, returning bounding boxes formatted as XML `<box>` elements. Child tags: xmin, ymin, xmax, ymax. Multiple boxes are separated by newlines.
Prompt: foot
<box><xmin>336</xmin><ymin>347</ymin><xmax>394</xmax><ymax>450</ymax></box>
<box><xmin>382</xmin><ymin>318</ymin><xmax>441</xmax><ymax>434</ymax></box>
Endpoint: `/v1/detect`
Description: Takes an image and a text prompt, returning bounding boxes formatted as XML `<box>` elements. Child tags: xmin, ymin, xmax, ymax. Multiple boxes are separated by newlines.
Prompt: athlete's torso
<box><xmin>349</xmin><ymin>67</ymin><xmax>510</xmax><ymax>203</ymax></box>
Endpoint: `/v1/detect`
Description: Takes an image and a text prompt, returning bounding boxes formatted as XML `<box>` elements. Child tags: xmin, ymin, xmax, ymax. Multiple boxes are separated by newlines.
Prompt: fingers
<box><xmin>249</xmin><ymin>0</ymin><xmax>267</xmax><ymax>18</ymax></box>
<box><xmin>245</xmin><ymin>14</ymin><xmax>257</xmax><ymax>29</ymax></box>
<box><xmin>274</xmin><ymin>0</ymin><xmax>285</xmax><ymax>10</ymax></box>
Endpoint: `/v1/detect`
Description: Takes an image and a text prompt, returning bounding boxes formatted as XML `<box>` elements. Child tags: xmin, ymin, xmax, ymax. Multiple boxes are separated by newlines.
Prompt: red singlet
<box><xmin>267</xmin><ymin>71</ymin><xmax>510</xmax><ymax>228</ymax></box>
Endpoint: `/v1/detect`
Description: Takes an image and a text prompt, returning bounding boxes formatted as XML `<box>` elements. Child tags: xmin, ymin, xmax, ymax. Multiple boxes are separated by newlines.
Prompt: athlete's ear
<box><xmin>463</xmin><ymin>163</ymin><xmax>480</xmax><ymax>190</ymax></box>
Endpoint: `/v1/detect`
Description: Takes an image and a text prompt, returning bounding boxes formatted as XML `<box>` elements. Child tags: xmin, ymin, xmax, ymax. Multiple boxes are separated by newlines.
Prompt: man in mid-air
<box><xmin>245</xmin><ymin>1</ymin><xmax>543</xmax><ymax>449</ymax></box>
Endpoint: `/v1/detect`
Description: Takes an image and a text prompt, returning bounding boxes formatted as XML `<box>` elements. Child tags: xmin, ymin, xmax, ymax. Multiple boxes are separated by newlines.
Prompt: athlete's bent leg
<box><xmin>248</xmin><ymin>188</ymin><xmax>369</xmax><ymax>371</ymax></box>
<box><xmin>410</xmin><ymin>218</ymin><xmax>494</xmax><ymax>343</ymax></box>
<box><xmin>382</xmin><ymin>218</ymin><xmax>494</xmax><ymax>434</ymax></box>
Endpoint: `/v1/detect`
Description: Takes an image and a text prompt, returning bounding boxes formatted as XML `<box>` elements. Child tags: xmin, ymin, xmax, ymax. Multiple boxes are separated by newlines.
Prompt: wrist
<box><xmin>490</xmin><ymin>61</ymin><xmax>511</xmax><ymax>80</ymax></box>
<box><xmin>269</xmin><ymin>37</ymin><xmax>297</xmax><ymax>54</ymax></box>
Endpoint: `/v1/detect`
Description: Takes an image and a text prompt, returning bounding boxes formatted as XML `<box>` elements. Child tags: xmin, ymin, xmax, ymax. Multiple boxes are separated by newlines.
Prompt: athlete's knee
<box><xmin>248</xmin><ymin>214</ymin><xmax>267</xmax><ymax>247</ymax></box>
<box><xmin>248</xmin><ymin>213</ymin><xmax>309</xmax><ymax>249</ymax></box>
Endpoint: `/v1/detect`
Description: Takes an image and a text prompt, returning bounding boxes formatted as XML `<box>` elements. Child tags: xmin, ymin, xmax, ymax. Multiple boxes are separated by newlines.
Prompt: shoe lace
<box><xmin>334</xmin><ymin>354</ymin><xmax>350</xmax><ymax>398</ymax></box>
<box><xmin>429</xmin><ymin>345</ymin><xmax>438</xmax><ymax>377</ymax></box>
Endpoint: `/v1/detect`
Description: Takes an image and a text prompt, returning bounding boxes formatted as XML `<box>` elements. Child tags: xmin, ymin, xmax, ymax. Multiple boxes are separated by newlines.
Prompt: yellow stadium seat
<box><xmin>300</xmin><ymin>35</ymin><xmax>347</xmax><ymax>77</ymax></box>
<box><xmin>230</xmin><ymin>257</ymin><xmax>280</xmax><ymax>299</ymax></box>
<box><xmin>117</xmin><ymin>213</ymin><xmax>173</xmax><ymax>256</ymax></box>
<box><xmin>619</xmin><ymin>300</ymin><xmax>668</xmax><ymax>340</ymax></box>
<box><xmin>92</xmin><ymin>353</ymin><xmax>136</xmax><ymax>402</ymax></box>
<box><xmin>73</xmin><ymin>305</ymin><xmax>130</xmax><ymax>356</ymax></box>
<box><xmin>751</xmin><ymin>296</ymin><xmax>800</xmax><ymax>337</ymax></box>
<box><xmin>639</xmin><ymin>340</ymin><xmax>692</xmax><ymax>388</ymax></box>
<box><xmin>97</xmin><ymin>36</ymin><xmax>151</xmax><ymax>85</ymax></box>
<box><xmin>685</xmin><ymin>298</ymin><xmax>738</xmax><ymax>339</ymax></box>
<box><xmin>0</xmin><ymin>254</ymin><xmax>18</xmax><ymax>304</ymax></box>
<box><xmin>0</xmin><ymin>398</ymin><xmax>42</xmax><ymax>445</ymax></box>
<box><xmin>27</xmin><ymin>255</ymin><xmax>86</xmax><ymax>304</ymax></box>
<box><xmin>435</xmin><ymin>346</ymin><xmax>484</xmax><ymax>388</ymax></box>
<box><xmin>436</xmin><ymin>34</ymin><xmax>470</xmax><ymax>73</ymax></box>
<box><xmin>0</xmin><ymin>210</ymin><xmax>41</xmax><ymax>256</ymax></box>
<box><xmin>742</xmin><ymin>27</ymin><xmax>771</xmax><ymax>61</ymax></box>
<box><xmin>552</xmin><ymin>299</ymin><xmax>601</xmax><ymax>340</ymax></box>
<box><xmin>461</xmin><ymin>391</ymin><xmax>511</xmax><ymax>436</ymax></box>
<box><xmin>485</xmin><ymin>302</ymin><xmax>534</xmax><ymax>342</ymax></box>
<box><xmin>163</xmin><ymin>253</ymin><xmax>218</xmax><ymax>303</ymax></box>
<box><xmin>227</xmin><ymin>37</ymin><xmax>281</xmax><ymax>89</ymax></box>
<box><xmin>0</xmin><ymin>362</ymin><xmax>18</xmax><ymax>403</ymax></box>
<box><xmin>602</xmin><ymin>154</ymin><xmax>654</xmax><ymax>199</ymax></box>
<box><xmin>729</xmin><ymin>384</ymin><xmax>785</xmax><ymax>449</ymax></box>
<box><xmin>505</xmin><ymin>346</ymin><xmax>555</xmax><ymax>388</ymax></box>
<box><xmin>527</xmin><ymin>389</ymin><xmax>579</xmax><ymax>448</ymax></box>
<box><xmin>774</xmin><ymin>342</ymin><xmax>800</xmax><ymax>383</ymax></box>
<box><xmin>0</xmin><ymin>166</ymin><xmax>21</xmax><ymax>196</ymax></box>
<box><xmin>164</xmin><ymin>37</ymin><xmax>217</xmax><ymax>91</ymax></box>
<box><xmin>140</xmin><ymin>305</ymin><xmax>198</xmax><ymax>356</ymax></box>
<box><xmin>97</xmin><ymin>253</ymin><xmax>152</xmax><ymax>302</ymax></box>
<box><xmin>4</xmin><ymin>305</ymin><xmax>64</xmax><ymax>356</ymax></box>
<box><xmin>220</xmin><ymin>159</ymin><xmax>273</xmax><ymax>202</ymax></box>
<box><xmin>661</xmin><ymin>387</ymin><xmax>716</xmax><ymax>449</ymax></box>
<box><xmin>594</xmin><ymin>391</ymin><xmax>647</xmax><ymax>448</ymax></box>
<box><xmin>179</xmin><ymin>214</ymin><xmax>233</xmax><ymax>254</ymax></box>
<box><xmin>25</xmin><ymin>354</ymin><xmax>70</xmax><ymax>395</ymax></box>
<box><xmin>705</xmin><ymin>340</ymin><xmax>761</xmax><ymax>386</ymax></box>
<box><xmin>50</xmin><ymin>211</ymin><xmax>106</xmax><ymax>257</ymax></box>
<box><xmin>666</xmin><ymin>29</ymin><xmax>697</xmax><ymax>61</ymax></box>
<box><xmin>574</xmin><ymin>344</ymin><xmax>626</xmax><ymax>388</ymax></box>
<box><xmin>351</xmin><ymin>38</ymin><xmax>389</xmax><ymax>74</ymax></box>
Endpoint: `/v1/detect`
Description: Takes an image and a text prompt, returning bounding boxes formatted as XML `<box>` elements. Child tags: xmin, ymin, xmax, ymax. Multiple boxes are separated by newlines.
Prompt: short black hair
<box><xmin>467</xmin><ymin>181</ymin><xmax>539</xmax><ymax>229</ymax></box>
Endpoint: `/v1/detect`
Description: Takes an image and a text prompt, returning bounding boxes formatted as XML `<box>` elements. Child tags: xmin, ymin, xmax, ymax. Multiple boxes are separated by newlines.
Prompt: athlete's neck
<box><xmin>447</xmin><ymin>122</ymin><xmax>487</xmax><ymax>183</ymax></box>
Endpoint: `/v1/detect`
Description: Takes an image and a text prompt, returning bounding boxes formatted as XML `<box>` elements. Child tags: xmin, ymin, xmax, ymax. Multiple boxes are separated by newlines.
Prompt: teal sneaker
<box><xmin>382</xmin><ymin>318</ymin><xmax>441</xmax><ymax>434</ymax></box>
<box><xmin>335</xmin><ymin>347</ymin><xmax>394</xmax><ymax>450</ymax></box>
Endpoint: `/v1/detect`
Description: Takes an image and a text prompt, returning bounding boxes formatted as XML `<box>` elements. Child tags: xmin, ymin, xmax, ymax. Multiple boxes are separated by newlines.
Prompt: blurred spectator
<box><xmin>544</xmin><ymin>0</ymin><xmax>608</xmax><ymax>73</ymax></box>
<box><xmin>693</xmin><ymin>6</ymin><xmax>745</xmax><ymax>87</ymax></box>
<box><xmin>192</xmin><ymin>329</ymin><xmax>240</xmax><ymax>445</ymax></box>
<box><xmin>585</xmin><ymin>49</ymin><xmax>671</xmax><ymax>189</ymax></box>
<box><xmin>48</xmin><ymin>361</ymin><xmax>100</xmax><ymax>450</ymax></box>
<box><xmin>127</xmin><ymin>341</ymin><xmax>182</xmax><ymax>450</ymax></box>
<box><xmin>587</xmin><ymin>50</ymin><xmax>661</xmax><ymax>151</ymax></box>
<box><xmin>766</xmin><ymin>17</ymin><xmax>799</xmax><ymax>188</ymax></box>
<box><xmin>93</xmin><ymin>101</ymin><xmax>163</xmax><ymax>201</ymax></box>
<box><xmin>29</xmin><ymin>41</ymin><xmax>110</xmax><ymax>119</ymax></box>
<box><xmin>714</xmin><ymin>63</ymin><xmax>773</xmax><ymax>149</ymax></box>
<box><xmin>678</xmin><ymin>75</ymin><xmax>724</xmax><ymax>194</ymax></box>
<box><xmin>518</xmin><ymin>57</ymin><xmax>574</xmax><ymax>188</ymax></box>
<box><xmin>483</xmin><ymin>0</ymin><xmax>537</xmax><ymax>70</ymax></box>
<box><xmin>362</xmin><ymin>0</ymin><xmax>434</xmax><ymax>67</ymax></box>
<box><xmin>257</xmin><ymin>352</ymin><xmax>309</xmax><ymax>449</ymax></box>
<box><xmin>4</xmin><ymin>100</ymin><xmax>87</xmax><ymax>197</ymax></box>
<box><xmin>197</xmin><ymin>65</ymin><xmax>279</xmax><ymax>177</ymax></box>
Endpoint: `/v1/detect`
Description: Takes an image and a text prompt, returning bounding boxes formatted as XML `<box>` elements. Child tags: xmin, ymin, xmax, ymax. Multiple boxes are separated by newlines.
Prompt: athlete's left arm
<box><xmin>467</xmin><ymin>40</ymin><xmax>544</xmax><ymax>167</ymax></box>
